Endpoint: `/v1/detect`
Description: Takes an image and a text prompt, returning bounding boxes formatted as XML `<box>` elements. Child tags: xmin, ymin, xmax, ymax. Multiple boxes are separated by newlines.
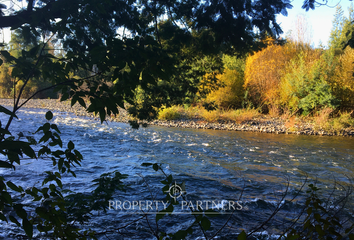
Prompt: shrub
<box><xmin>201</xmin><ymin>109</ymin><xmax>221</xmax><ymax>122</ymax></box>
<box><xmin>205</xmin><ymin>68</ymin><xmax>245</xmax><ymax>109</ymax></box>
<box><xmin>279</xmin><ymin>50</ymin><xmax>338</xmax><ymax>115</ymax></box>
<box><xmin>244</xmin><ymin>42</ymin><xmax>297</xmax><ymax>106</ymax></box>
<box><xmin>157</xmin><ymin>106</ymin><xmax>182</xmax><ymax>120</ymax></box>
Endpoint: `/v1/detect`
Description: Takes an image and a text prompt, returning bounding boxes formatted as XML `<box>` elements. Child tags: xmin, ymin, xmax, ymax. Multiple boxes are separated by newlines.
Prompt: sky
<box><xmin>0</xmin><ymin>0</ymin><xmax>353</xmax><ymax>47</ymax></box>
<box><xmin>276</xmin><ymin>0</ymin><xmax>353</xmax><ymax>47</ymax></box>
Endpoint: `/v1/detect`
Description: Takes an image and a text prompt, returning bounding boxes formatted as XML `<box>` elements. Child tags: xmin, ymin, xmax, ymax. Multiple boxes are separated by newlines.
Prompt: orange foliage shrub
<box><xmin>244</xmin><ymin>43</ymin><xmax>297</xmax><ymax>107</ymax></box>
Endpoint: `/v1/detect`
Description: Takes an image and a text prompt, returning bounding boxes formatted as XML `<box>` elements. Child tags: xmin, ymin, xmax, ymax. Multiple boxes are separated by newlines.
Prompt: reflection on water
<box><xmin>1</xmin><ymin>108</ymin><xmax>354</xmax><ymax>239</ymax></box>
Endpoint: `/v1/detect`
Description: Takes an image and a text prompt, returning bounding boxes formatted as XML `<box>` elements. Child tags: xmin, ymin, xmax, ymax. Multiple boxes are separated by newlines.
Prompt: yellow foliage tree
<box><xmin>0</xmin><ymin>64</ymin><xmax>14</xmax><ymax>98</ymax></box>
<box><xmin>206</xmin><ymin>68</ymin><xmax>244</xmax><ymax>109</ymax></box>
<box><xmin>244</xmin><ymin>42</ymin><xmax>298</xmax><ymax>107</ymax></box>
<box><xmin>332</xmin><ymin>47</ymin><xmax>354</xmax><ymax>109</ymax></box>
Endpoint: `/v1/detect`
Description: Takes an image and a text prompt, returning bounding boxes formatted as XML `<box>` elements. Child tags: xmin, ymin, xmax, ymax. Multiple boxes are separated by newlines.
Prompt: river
<box><xmin>1</xmin><ymin>108</ymin><xmax>354</xmax><ymax>239</ymax></box>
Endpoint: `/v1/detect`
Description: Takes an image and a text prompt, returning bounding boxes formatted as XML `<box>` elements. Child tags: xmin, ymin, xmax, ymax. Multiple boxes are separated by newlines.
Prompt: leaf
<box><xmin>0</xmin><ymin>212</ymin><xmax>7</xmax><ymax>222</ymax></box>
<box><xmin>238</xmin><ymin>230</ymin><xmax>247</xmax><ymax>240</ymax></box>
<box><xmin>45</xmin><ymin>111</ymin><xmax>53</xmax><ymax>121</ymax></box>
<box><xmin>0</xmin><ymin>160</ymin><xmax>14</xmax><ymax>169</ymax></box>
<box><xmin>166</xmin><ymin>204</ymin><xmax>174</xmax><ymax>214</ymax></box>
<box><xmin>21</xmin><ymin>144</ymin><xmax>36</xmax><ymax>158</ymax></box>
<box><xmin>141</xmin><ymin>163</ymin><xmax>153</xmax><ymax>167</ymax></box>
<box><xmin>60</xmin><ymin>93</ymin><xmax>69</xmax><ymax>101</ymax></box>
<box><xmin>172</xmin><ymin>230</ymin><xmax>188</xmax><ymax>240</ymax></box>
<box><xmin>51</xmin><ymin>124</ymin><xmax>61</xmax><ymax>134</ymax></box>
<box><xmin>156</xmin><ymin>211</ymin><xmax>166</xmax><ymax>222</ymax></box>
<box><xmin>0</xmin><ymin>105</ymin><xmax>17</xmax><ymax>119</ymax></box>
<box><xmin>153</xmin><ymin>163</ymin><xmax>159</xmax><ymax>171</ymax></box>
<box><xmin>0</xmin><ymin>128</ymin><xmax>10</xmax><ymax>135</ymax></box>
<box><xmin>201</xmin><ymin>217</ymin><xmax>211</xmax><ymax>231</ymax></box>
<box><xmin>9</xmin><ymin>216</ymin><xmax>20</xmax><ymax>227</ymax></box>
<box><xmin>7</xmin><ymin>181</ymin><xmax>23</xmax><ymax>192</ymax></box>
<box><xmin>99</xmin><ymin>108</ymin><xmax>106</xmax><ymax>123</ymax></box>
<box><xmin>68</xmin><ymin>141</ymin><xmax>74</xmax><ymax>150</ymax></box>
<box><xmin>78</xmin><ymin>98</ymin><xmax>86</xmax><ymax>108</ymax></box>
<box><xmin>22</xmin><ymin>218</ymin><xmax>33</xmax><ymax>239</ymax></box>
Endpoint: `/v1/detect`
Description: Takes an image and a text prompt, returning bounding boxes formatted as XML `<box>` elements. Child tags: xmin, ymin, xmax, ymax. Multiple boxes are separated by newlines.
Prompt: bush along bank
<box><xmin>0</xmin><ymin>99</ymin><xmax>353</xmax><ymax>136</ymax></box>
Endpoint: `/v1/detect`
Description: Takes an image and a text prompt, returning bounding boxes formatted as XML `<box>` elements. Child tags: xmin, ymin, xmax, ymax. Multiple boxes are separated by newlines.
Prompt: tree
<box><xmin>290</xmin><ymin>14</ymin><xmax>313</xmax><ymax>45</ymax></box>
<box><xmin>329</xmin><ymin>4</ymin><xmax>354</xmax><ymax>53</ymax></box>
<box><xmin>204</xmin><ymin>56</ymin><xmax>245</xmax><ymax>110</ymax></box>
<box><xmin>244</xmin><ymin>41</ymin><xmax>298</xmax><ymax>108</ymax></box>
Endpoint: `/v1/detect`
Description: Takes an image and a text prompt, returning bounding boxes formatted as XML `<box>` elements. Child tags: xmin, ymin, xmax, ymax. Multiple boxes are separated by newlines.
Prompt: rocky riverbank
<box><xmin>1</xmin><ymin>99</ymin><xmax>353</xmax><ymax>137</ymax></box>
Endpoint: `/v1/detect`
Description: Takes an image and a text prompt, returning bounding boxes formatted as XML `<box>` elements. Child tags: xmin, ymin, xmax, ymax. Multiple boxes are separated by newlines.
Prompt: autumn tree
<box><xmin>244</xmin><ymin>40</ymin><xmax>297</xmax><ymax>109</ymax></box>
<box><xmin>204</xmin><ymin>56</ymin><xmax>245</xmax><ymax>109</ymax></box>
<box><xmin>331</xmin><ymin>46</ymin><xmax>354</xmax><ymax>109</ymax></box>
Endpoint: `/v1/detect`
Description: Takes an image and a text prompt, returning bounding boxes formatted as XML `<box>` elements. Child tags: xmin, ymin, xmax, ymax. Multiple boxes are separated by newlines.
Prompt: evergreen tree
<box><xmin>329</xmin><ymin>4</ymin><xmax>354</xmax><ymax>52</ymax></box>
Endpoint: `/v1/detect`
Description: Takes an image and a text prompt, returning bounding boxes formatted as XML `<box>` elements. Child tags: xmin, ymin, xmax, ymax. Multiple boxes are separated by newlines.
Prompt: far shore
<box><xmin>1</xmin><ymin>99</ymin><xmax>353</xmax><ymax>137</ymax></box>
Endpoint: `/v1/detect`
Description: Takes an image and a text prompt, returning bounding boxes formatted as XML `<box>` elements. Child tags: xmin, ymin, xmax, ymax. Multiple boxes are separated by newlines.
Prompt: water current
<box><xmin>1</xmin><ymin>108</ymin><xmax>354</xmax><ymax>239</ymax></box>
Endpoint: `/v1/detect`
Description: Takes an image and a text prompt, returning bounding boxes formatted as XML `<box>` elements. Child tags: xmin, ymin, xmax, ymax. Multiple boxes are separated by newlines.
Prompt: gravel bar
<box><xmin>1</xmin><ymin>99</ymin><xmax>353</xmax><ymax>137</ymax></box>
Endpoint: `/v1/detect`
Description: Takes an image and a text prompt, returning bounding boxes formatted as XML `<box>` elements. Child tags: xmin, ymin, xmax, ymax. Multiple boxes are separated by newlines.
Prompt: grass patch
<box><xmin>222</xmin><ymin>108</ymin><xmax>260</xmax><ymax>123</ymax></box>
<box><xmin>312</xmin><ymin>108</ymin><xmax>354</xmax><ymax>133</ymax></box>
<box><xmin>183</xmin><ymin>105</ymin><xmax>204</xmax><ymax>119</ymax></box>
<box><xmin>201</xmin><ymin>109</ymin><xmax>221</xmax><ymax>122</ymax></box>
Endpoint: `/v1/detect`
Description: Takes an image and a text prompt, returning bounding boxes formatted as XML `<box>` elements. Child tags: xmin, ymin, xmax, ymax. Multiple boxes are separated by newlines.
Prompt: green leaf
<box><xmin>9</xmin><ymin>216</ymin><xmax>20</xmax><ymax>227</ymax></box>
<box><xmin>68</xmin><ymin>141</ymin><xmax>74</xmax><ymax>150</ymax></box>
<box><xmin>0</xmin><ymin>105</ymin><xmax>17</xmax><ymax>119</ymax></box>
<box><xmin>60</xmin><ymin>93</ymin><xmax>69</xmax><ymax>101</ymax></box>
<box><xmin>238</xmin><ymin>230</ymin><xmax>247</xmax><ymax>240</ymax></box>
<box><xmin>166</xmin><ymin>204</ymin><xmax>174</xmax><ymax>213</ymax></box>
<box><xmin>45</xmin><ymin>111</ymin><xmax>53</xmax><ymax>121</ymax></box>
<box><xmin>78</xmin><ymin>98</ymin><xmax>86</xmax><ymax>108</ymax></box>
<box><xmin>172</xmin><ymin>230</ymin><xmax>188</xmax><ymax>240</ymax></box>
<box><xmin>42</xmin><ymin>123</ymin><xmax>50</xmax><ymax>132</ymax></box>
<box><xmin>0</xmin><ymin>212</ymin><xmax>7</xmax><ymax>222</ymax></box>
<box><xmin>201</xmin><ymin>216</ymin><xmax>211</xmax><ymax>231</ymax></box>
<box><xmin>99</xmin><ymin>108</ymin><xmax>106</xmax><ymax>123</ymax></box>
<box><xmin>156</xmin><ymin>211</ymin><xmax>166</xmax><ymax>222</ymax></box>
<box><xmin>0</xmin><ymin>128</ymin><xmax>10</xmax><ymax>135</ymax></box>
<box><xmin>307</xmin><ymin>207</ymin><xmax>312</xmax><ymax>215</ymax></box>
<box><xmin>22</xmin><ymin>218</ymin><xmax>33</xmax><ymax>239</ymax></box>
<box><xmin>50</xmin><ymin>124</ymin><xmax>61</xmax><ymax>134</ymax></box>
<box><xmin>141</xmin><ymin>163</ymin><xmax>153</xmax><ymax>167</ymax></box>
<box><xmin>0</xmin><ymin>160</ymin><xmax>14</xmax><ymax>169</ymax></box>
<box><xmin>7</xmin><ymin>181</ymin><xmax>23</xmax><ymax>192</ymax></box>
<box><xmin>14</xmin><ymin>204</ymin><xmax>27</xmax><ymax>219</ymax></box>
<box><xmin>153</xmin><ymin>163</ymin><xmax>159</xmax><ymax>171</ymax></box>
<box><xmin>21</xmin><ymin>144</ymin><xmax>36</xmax><ymax>158</ymax></box>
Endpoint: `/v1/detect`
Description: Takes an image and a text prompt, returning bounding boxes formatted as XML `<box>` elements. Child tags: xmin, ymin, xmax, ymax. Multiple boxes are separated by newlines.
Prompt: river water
<box><xmin>1</xmin><ymin>108</ymin><xmax>354</xmax><ymax>239</ymax></box>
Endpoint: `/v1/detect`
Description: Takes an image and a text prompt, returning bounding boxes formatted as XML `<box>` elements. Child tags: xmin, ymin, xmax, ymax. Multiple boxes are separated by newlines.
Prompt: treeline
<box><xmin>1</xmin><ymin>5</ymin><xmax>354</xmax><ymax>118</ymax></box>
<box><xmin>0</xmin><ymin>29</ymin><xmax>60</xmax><ymax>99</ymax></box>
<box><xmin>202</xmin><ymin>40</ymin><xmax>354</xmax><ymax>115</ymax></box>
<box><xmin>199</xmin><ymin>5</ymin><xmax>354</xmax><ymax>116</ymax></box>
